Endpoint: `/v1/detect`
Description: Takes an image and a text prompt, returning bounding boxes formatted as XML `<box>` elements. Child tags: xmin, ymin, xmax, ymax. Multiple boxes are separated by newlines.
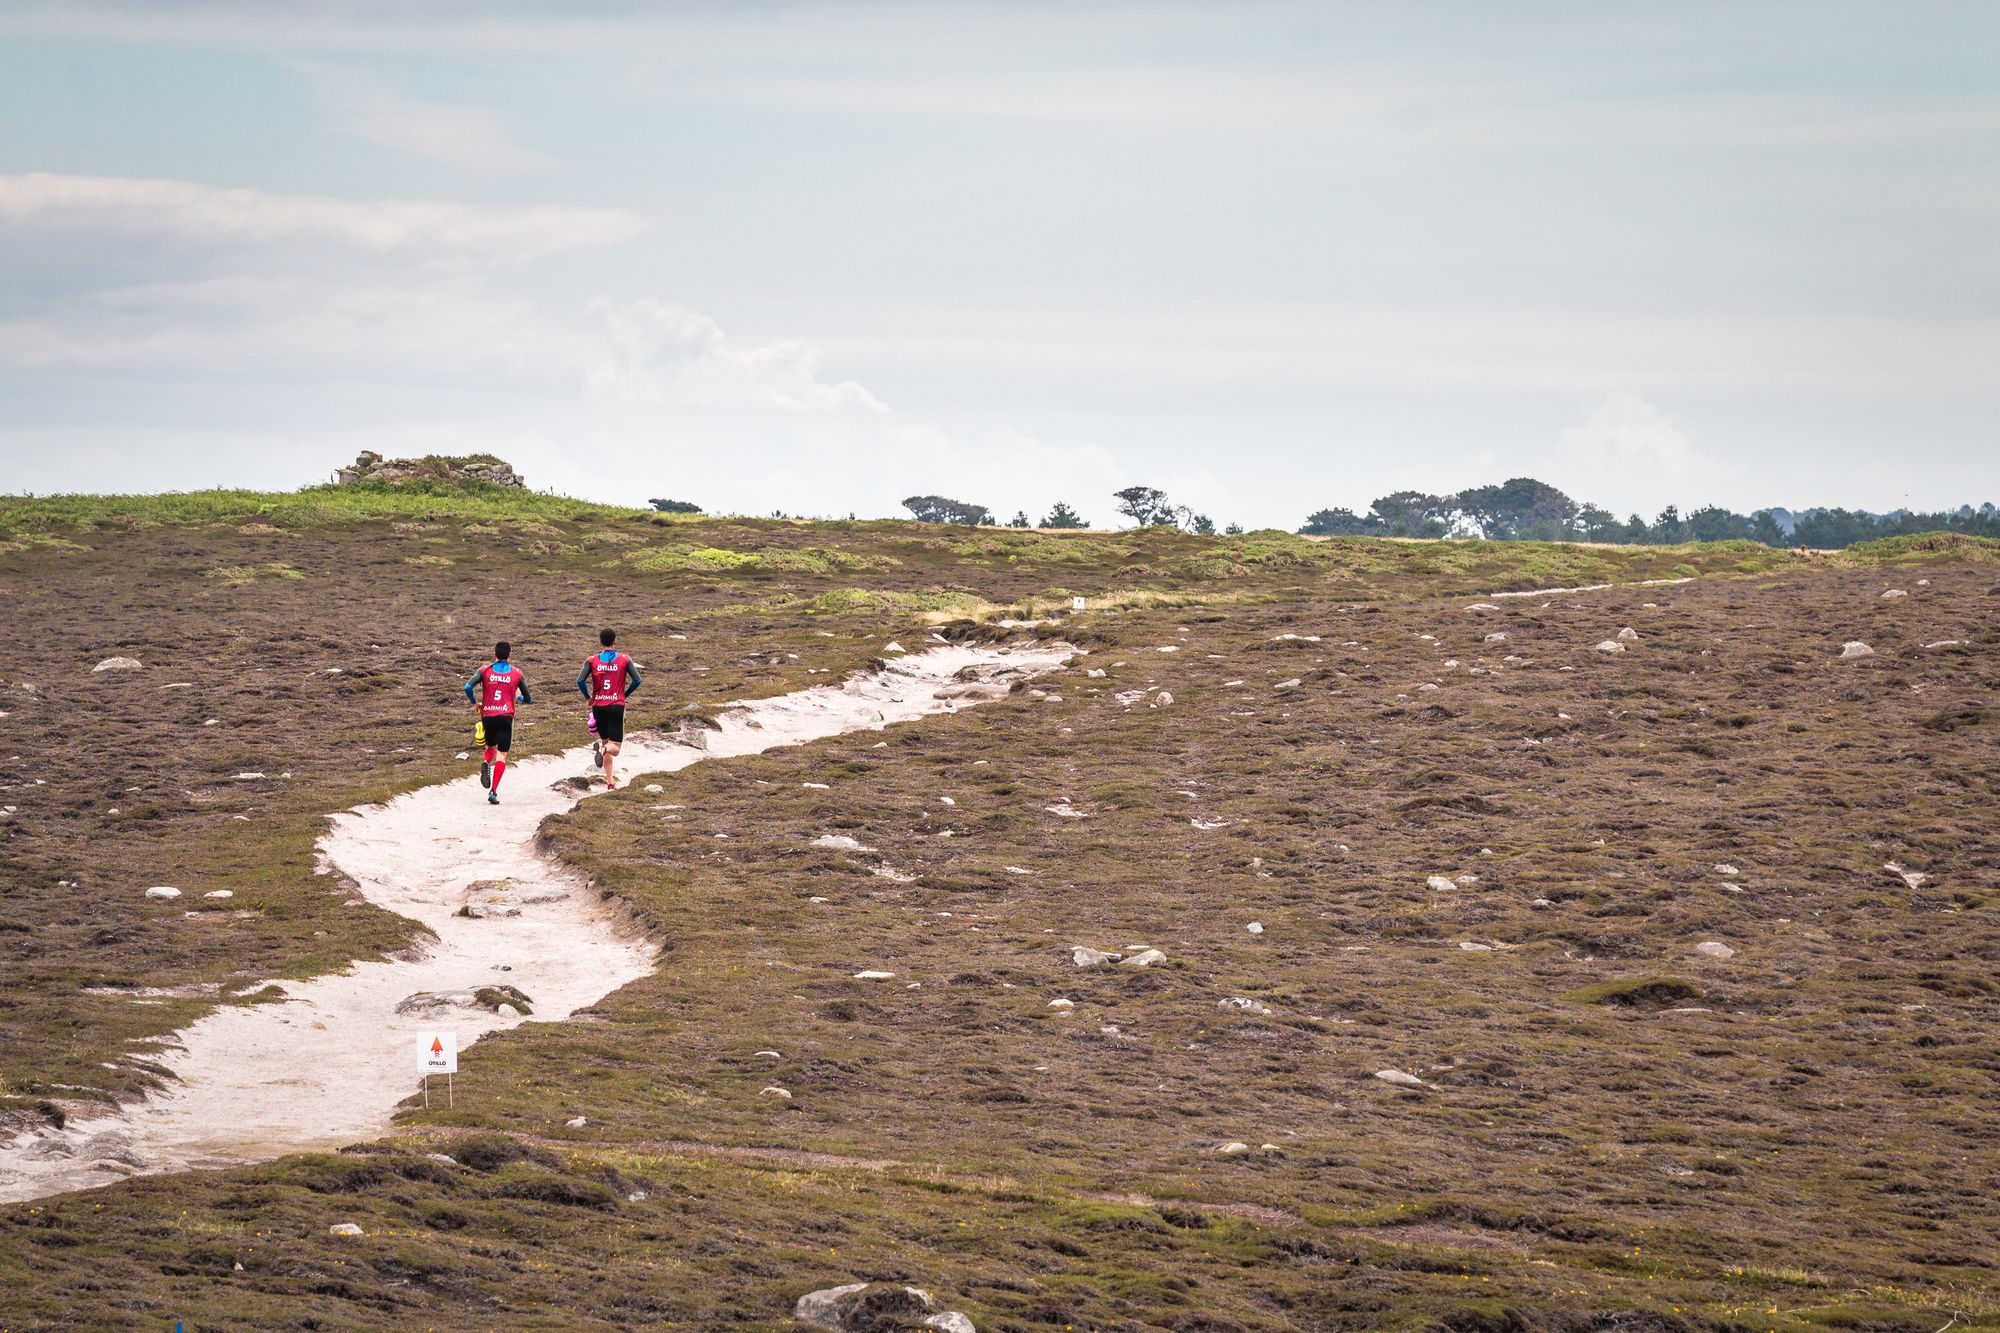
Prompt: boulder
<box><xmin>1694</xmin><ymin>941</ymin><xmax>1735</xmax><ymax>959</ymax></box>
<box><xmin>1120</xmin><ymin>948</ymin><xmax>1167</xmax><ymax>967</ymax></box>
<box><xmin>794</xmin><ymin>1282</ymin><xmax>976</xmax><ymax>1333</ymax></box>
<box><xmin>1839</xmin><ymin>641</ymin><xmax>1874</xmax><ymax>659</ymax></box>
<box><xmin>335</xmin><ymin>451</ymin><xmax>524</xmax><ymax>489</ymax></box>
<box><xmin>1218</xmin><ymin>997</ymin><xmax>1274</xmax><ymax>1016</ymax></box>
<box><xmin>93</xmin><ymin>657</ymin><xmax>142</xmax><ymax>672</ymax></box>
<box><xmin>1593</xmin><ymin>640</ymin><xmax>1626</xmax><ymax>654</ymax></box>
<box><xmin>1616</xmin><ymin>627</ymin><xmax>1639</xmax><ymax>642</ymax></box>
<box><xmin>1374</xmin><ymin>1069</ymin><xmax>1428</xmax><ymax>1089</ymax></box>
<box><xmin>143</xmin><ymin>886</ymin><xmax>181</xmax><ymax>900</ymax></box>
<box><xmin>1070</xmin><ymin>946</ymin><xmax>1120</xmax><ymax>966</ymax></box>
<box><xmin>328</xmin><ymin>1223</ymin><xmax>364</xmax><ymax>1237</ymax></box>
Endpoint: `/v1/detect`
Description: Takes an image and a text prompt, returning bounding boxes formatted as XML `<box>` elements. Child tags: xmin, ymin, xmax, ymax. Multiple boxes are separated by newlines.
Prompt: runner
<box><xmin>577</xmin><ymin>628</ymin><xmax>641</xmax><ymax>789</ymax></box>
<box><xmin>465</xmin><ymin>641</ymin><xmax>532</xmax><ymax>805</ymax></box>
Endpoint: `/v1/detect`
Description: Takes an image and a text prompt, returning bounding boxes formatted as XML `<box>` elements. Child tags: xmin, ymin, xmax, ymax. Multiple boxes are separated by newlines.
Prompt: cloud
<box><xmin>299</xmin><ymin>63</ymin><xmax>554</xmax><ymax>173</ymax></box>
<box><xmin>1559</xmin><ymin>392</ymin><xmax>1694</xmax><ymax>470</ymax></box>
<box><xmin>0</xmin><ymin>172</ymin><xmax>642</xmax><ymax>262</ymax></box>
<box><xmin>581</xmin><ymin>299</ymin><xmax>888</xmax><ymax>414</ymax></box>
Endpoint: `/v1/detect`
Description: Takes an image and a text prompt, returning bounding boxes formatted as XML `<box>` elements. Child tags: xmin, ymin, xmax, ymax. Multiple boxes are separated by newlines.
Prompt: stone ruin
<box><xmin>335</xmin><ymin>451</ymin><xmax>525</xmax><ymax>489</ymax></box>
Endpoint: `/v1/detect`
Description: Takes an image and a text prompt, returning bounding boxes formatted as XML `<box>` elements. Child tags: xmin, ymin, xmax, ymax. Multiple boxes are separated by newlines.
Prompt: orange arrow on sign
<box><xmin>431</xmin><ymin>1037</ymin><xmax>444</xmax><ymax>1056</ymax></box>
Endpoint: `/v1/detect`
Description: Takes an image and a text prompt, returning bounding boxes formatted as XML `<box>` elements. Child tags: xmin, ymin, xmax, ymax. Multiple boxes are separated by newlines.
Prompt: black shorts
<box><xmin>591</xmin><ymin>705</ymin><xmax>625</xmax><ymax>743</ymax></box>
<box><xmin>481</xmin><ymin>715</ymin><xmax>514</xmax><ymax>752</ymax></box>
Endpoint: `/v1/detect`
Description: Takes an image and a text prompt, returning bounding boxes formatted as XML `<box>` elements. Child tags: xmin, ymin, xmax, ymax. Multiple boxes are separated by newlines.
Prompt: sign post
<box><xmin>1072</xmin><ymin>595</ymin><xmax>1087</xmax><ymax>611</ymax></box>
<box><xmin>418</xmin><ymin>1031</ymin><xmax>458</xmax><ymax>1108</ymax></box>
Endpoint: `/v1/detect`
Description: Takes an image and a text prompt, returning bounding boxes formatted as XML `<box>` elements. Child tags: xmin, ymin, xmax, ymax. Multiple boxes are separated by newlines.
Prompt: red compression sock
<box><xmin>483</xmin><ymin>746</ymin><xmax>497</xmax><ymax>763</ymax></box>
<box><xmin>491</xmin><ymin>758</ymin><xmax>507</xmax><ymax>790</ymax></box>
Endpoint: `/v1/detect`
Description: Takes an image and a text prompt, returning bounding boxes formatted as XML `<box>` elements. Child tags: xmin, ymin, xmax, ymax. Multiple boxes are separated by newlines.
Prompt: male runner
<box><xmin>577</xmin><ymin>628</ymin><xmax>641</xmax><ymax>789</ymax></box>
<box><xmin>465</xmin><ymin>641</ymin><xmax>532</xmax><ymax>805</ymax></box>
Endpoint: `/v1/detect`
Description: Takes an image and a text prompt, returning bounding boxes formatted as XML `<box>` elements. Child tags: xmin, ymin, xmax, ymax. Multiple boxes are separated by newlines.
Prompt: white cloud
<box><xmin>581</xmin><ymin>299</ymin><xmax>887</xmax><ymax>414</ymax></box>
<box><xmin>1560</xmin><ymin>392</ymin><xmax>1694</xmax><ymax>470</ymax></box>
<box><xmin>299</xmin><ymin>63</ymin><xmax>554</xmax><ymax>173</ymax></box>
<box><xmin>0</xmin><ymin>172</ymin><xmax>642</xmax><ymax>262</ymax></box>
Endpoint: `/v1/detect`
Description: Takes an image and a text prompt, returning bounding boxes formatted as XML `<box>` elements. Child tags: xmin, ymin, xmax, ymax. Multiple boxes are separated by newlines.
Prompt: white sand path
<box><xmin>0</xmin><ymin>643</ymin><xmax>1069</xmax><ymax>1202</ymax></box>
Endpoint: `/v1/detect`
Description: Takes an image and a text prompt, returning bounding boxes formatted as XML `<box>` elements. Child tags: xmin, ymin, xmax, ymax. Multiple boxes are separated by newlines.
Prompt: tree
<box><xmin>1007</xmin><ymin>511</ymin><xmax>1031</xmax><ymax>528</ymax></box>
<box><xmin>1189</xmin><ymin>513</ymin><xmax>1215</xmax><ymax>536</ymax></box>
<box><xmin>902</xmin><ymin>495</ymin><xmax>993</xmax><ymax>526</ymax></box>
<box><xmin>1298</xmin><ymin>507</ymin><xmax>1378</xmax><ymax>536</ymax></box>
<box><xmin>1455</xmin><ymin>477</ymin><xmax>1581</xmax><ymax>540</ymax></box>
<box><xmin>649</xmin><ymin>498</ymin><xmax>703</xmax><ymax>514</ymax></box>
<box><xmin>1113</xmin><ymin>486</ymin><xmax>1177</xmax><ymax>527</ymax></box>
<box><xmin>1367</xmin><ymin>491</ymin><xmax>1452</xmax><ymax>538</ymax></box>
<box><xmin>1649</xmin><ymin>505</ymin><xmax>1688</xmax><ymax>545</ymax></box>
<box><xmin>1749</xmin><ymin>510</ymin><xmax>1788</xmax><ymax>547</ymax></box>
<box><xmin>1576</xmin><ymin>504</ymin><xmax>1622</xmax><ymax>542</ymax></box>
<box><xmin>1686</xmin><ymin>505</ymin><xmax>1753</xmax><ymax>543</ymax></box>
<box><xmin>1223</xmin><ymin>522</ymin><xmax>1243</xmax><ymax>535</ymax></box>
<box><xmin>1040</xmin><ymin>501</ymin><xmax>1088</xmax><ymax>529</ymax></box>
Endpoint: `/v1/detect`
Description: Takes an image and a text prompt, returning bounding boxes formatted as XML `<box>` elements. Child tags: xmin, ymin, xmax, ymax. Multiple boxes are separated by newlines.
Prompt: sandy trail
<box><xmin>0</xmin><ymin>643</ymin><xmax>1069</xmax><ymax>1202</ymax></box>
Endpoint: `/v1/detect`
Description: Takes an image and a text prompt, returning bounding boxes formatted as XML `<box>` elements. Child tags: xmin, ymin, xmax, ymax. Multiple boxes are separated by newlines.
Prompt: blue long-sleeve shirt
<box><xmin>577</xmin><ymin>651</ymin><xmax>642</xmax><ymax>699</ymax></box>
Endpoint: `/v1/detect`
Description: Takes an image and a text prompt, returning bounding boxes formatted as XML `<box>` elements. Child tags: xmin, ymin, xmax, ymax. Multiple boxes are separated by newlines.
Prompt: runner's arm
<box><xmin>576</xmin><ymin>662</ymin><xmax>592</xmax><ymax>698</ymax></box>
<box><xmin>518</xmin><ymin>679</ymin><xmax>533</xmax><ymax>705</ymax></box>
<box><xmin>463</xmin><ymin>671</ymin><xmax>481</xmax><ymax>705</ymax></box>
<box><xmin>624</xmin><ymin>662</ymin><xmax>642</xmax><ymax>695</ymax></box>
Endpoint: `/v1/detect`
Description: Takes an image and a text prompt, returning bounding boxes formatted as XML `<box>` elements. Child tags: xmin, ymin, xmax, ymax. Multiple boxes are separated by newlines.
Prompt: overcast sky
<box><xmin>2</xmin><ymin>1</ymin><xmax>1995</xmax><ymax>526</ymax></box>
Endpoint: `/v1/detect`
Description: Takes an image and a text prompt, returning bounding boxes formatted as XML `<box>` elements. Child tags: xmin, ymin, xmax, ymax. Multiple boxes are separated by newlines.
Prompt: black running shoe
<box><xmin>480</xmin><ymin>759</ymin><xmax>491</xmax><ymax>789</ymax></box>
<box><xmin>591</xmin><ymin>740</ymin><xmax>602</xmax><ymax>770</ymax></box>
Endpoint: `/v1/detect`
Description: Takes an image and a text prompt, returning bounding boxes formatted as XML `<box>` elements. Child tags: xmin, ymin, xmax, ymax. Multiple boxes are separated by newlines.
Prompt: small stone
<box><xmin>564</xmin><ymin>1116</ymin><xmax>587</xmax><ymax>1129</ymax></box>
<box><xmin>1218</xmin><ymin>997</ymin><xmax>1274</xmax><ymax>1016</ymax></box>
<box><xmin>760</xmin><ymin>1086</ymin><xmax>792</xmax><ymax>1100</ymax></box>
<box><xmin>755</xmin><ymin>1049</ymin><xmax>782</xmax><ymax>1058</ymax></box>
<box><xmin>852</xmin><ymin>970</ymin><xmax>896</xmax><ymax>980</ymax></box>
<box><xmin>1121</xmin><ymin>948</ymin><xmax>1167</xmax><ymax>967</ymax></box>
<box><xmin>1458</xmin><ymin>941</ymin><xmax>1494</xmax><ymax>952</ymax></box>
<box><xmin>203</xmin><ymin>890</ymin><xmax>233</xmax><ymax>899</ymax></box>
<box><xmin>1071</xmin><ymin>946</ymin><xmax>1120</xmax><ymax>966</ymax></box>
<box><xmin>1531</xmin><ymin>898</ymin><xmax>1554</xmax><ymax>908</ymax></box>
<box><xmin>1426</xmin><ymin>876</ymin><xmax>1456</xmax><ymax>891</ymax></box>
<box><xmin>1150</xmin><ymin>691</ymin><xmax>1173</xmax><ymax>707</ymax></box>
<box><xmin>1839</xmin><ymin>641</ymin><xmax>1874</xmax><ymax>659</ymax></box>
<box><xmin>1594</xmin><ymin>640</ymin><xmax>1626</xmax><ymax>654</ymax></box>
<box><xmin>1616</xmin><ymin>626</ymin><xmax>1639</xmax><ymax>642</ymax></box>
<box><xmin>1374</xmin><ymin>1069</ymin><xmax>1427</xmax><ymax>1088</ymax></box>
<box><xmin>328</xmin><ymin>1223</ymin><xmax>364</xmax><ymax>1237</ymax></box>
<box><xmin>1694</xmin><ymin>941</ymin><xmax>1735</xmax><ymax>959</ymax></box>
<box><xmin>1713</xmin><ymin>864</ymin><xmax>1739</xmax><ymax>877</ymax></box>
<box><xmin>1273</xmin><ymin>677</ymin><xmax>1302</xmax><ymax>690</ymax></box>
<box><xmin>425</xmin><ymin>1153</ymin><xmax>458</xmax><ymax>1166</ymax></box>
<box><xmin>812</xmin><ymin>834</ymin><xmax>874</xmax><ymax>852</ymax></box>
<box><xmin>1086</xmin><ymin>667</ymin><xmax>1106</xmax><ymax>677</ymax></box>
<box><xmin>1245</xmin><ymin>921</ymin><xmax>1264</xmax><ymax>934</ymax></box>
<box><xmin>93</xmin><ymin>657</ymin><xmax>142</xmax><ymax>672</ymax></box>
<box><xmin>1881</xmin><ymin>589</ymin><xmax>1908</xmax><ymax>599</ymax></box>
<box><xmin>1217</xmin><ymin>1141</ymin><xmax>1251</xmax><ymax>1155</ymax></box>
<box><xmin>883</xmin><ymin>641</ymin><xmax>906</xmax><ymax>653</ymax></box>
<box><xmin>143</xmin><ymin>886</ymin><xmax>181</xmax><ymax>900</ymax></box>
<box><xmin>643</xmin><ymin>783</ymin><xmax>665</xmax><ymax>794</ymax></box>
<box><xmin>1047</xmin><ymin>998</ymin><xmax>1074</xmax><ymax>1009</ymax></box>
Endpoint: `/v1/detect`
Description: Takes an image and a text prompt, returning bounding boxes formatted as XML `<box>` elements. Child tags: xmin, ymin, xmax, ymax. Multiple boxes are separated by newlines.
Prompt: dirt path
<box><xmin>0</xmin><ymin>643</ymin><xmax>1070</xmax><ymax>1202</ymax></box>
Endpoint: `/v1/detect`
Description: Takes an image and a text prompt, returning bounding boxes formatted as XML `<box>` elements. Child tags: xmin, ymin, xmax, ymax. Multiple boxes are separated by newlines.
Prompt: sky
<box><xmin>1</xmin><ymin>1</ymin><xmax>1996</xmax><ymax>528</ymax></box>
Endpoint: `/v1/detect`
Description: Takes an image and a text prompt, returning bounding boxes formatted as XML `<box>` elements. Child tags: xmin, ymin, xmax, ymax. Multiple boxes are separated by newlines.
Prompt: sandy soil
<box><xmin>0</xmin><ymin>643</ymin><xmax>1068</xmax><ymax>1202</ymax></box>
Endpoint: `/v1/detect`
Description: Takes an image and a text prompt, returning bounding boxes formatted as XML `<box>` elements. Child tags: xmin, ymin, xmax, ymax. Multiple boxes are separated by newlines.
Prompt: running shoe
<box><xmin>488</xmin><ymin>790</ymin><xmax>500</xmax><ymax>805</ymax></box>
<box><xmin>480</xmin><ymin>759</ymin><xmax>491</xmax><ymax>789</ymax></box>
<box><xmin>592</xmin><ymin>740</ymin><xmax>602</xmax><ymax>770</ymax></box>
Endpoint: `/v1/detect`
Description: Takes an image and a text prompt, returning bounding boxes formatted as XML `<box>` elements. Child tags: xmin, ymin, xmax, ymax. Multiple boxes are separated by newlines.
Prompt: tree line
<box><xmin>1299</xmin><ymin>478</ymin><xmax>2000</xmax><ymax>547</ymax></box>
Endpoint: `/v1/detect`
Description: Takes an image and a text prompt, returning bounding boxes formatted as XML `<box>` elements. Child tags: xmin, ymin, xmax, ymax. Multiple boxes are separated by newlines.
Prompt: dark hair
<box><xmin>495</xmin><ymin>641</ymin><xmax>510</xmax><ymax>660</ymax></box>
<box><xmin>599</xmin><ymin>628</ymin><xmax>616</xmax><ymax>647</ymax></box>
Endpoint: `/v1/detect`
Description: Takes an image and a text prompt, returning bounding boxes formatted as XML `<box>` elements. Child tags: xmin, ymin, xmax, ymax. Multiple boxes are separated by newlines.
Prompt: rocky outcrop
<box><xmin>334</xmin><ymin>451</ymin><xmax>525</xmax><ymax>489</ymax></box>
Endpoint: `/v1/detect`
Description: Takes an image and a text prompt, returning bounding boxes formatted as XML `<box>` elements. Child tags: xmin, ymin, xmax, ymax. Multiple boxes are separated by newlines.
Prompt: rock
<box><xmin>1425</xmin><ymin>876</ymin><xmax>1456</xmax><ymax>891</ymax></box>
<box><xmin>1713</xmin><ymin>864</ymin><xmax>1739</xmax><ymax>877</ymax></box>
<box><xmin>643</xmin><ymin>783</ymin><xmax>665</xmax><ymax>794</ymax></box>
<box><xmin>760</xmin><ymin>1086</ymin><xmax>792</xmax><ymax>1100</ymax></box>
<box><xmin>328</xmin><ymin>1223</ymin><xmax>364</xmax><ymax>1236</ymax></box>
<box><xmin>1071</xmin><ymin>946</ymin><xmax>1120</xmax><ymax>966</ymax></box>
<box><xmin>1839</xmin><ymin>641</ymin><xmax>1874</xmax><ymax>659</ymax></box>
<box><xmin>1881</xmin><ymin>589</ymin><xmax>1908</xmax><ymax>599</ymax></box>
<box><xmin>1044</xmin><ymin>802</ymin><xmax>1089</xmax><ymax>818</ymax></box>
<box><xmin>1120</xmin><ymin>948</ymin><xmax>1167</xmax><ymax>967</ymax></box>
<box><xmin>1245</xmin><ymin>921</ymin><xmax>1264</xmax><ymax>934</ymax></box>
<box><xmin>812</xmin><ymin>834</ymin><xmax>874</xmax><ymax>852</ymax></box>
<box><xmin>1218</xmin><ymin>997</ymin><xmax>1274</xmax><ymax>1016</ymax></box>
<box><xmin>203</xmin><ymin>890</ymin><xmax>233</xmax><ymax>899</ymax></box>
<box><xmin>1530</xmin><ymin>898</ymin><xmax>1554</xmax><ymax>908</ymax></box>
<box><xmin>1217</xmin><ymin>1141</ymin><xmax>1251</xmax><ymax>1155</ymax></box>
<box><xmin>1047</xmin><ymin>998</ymin><xmax>1074</xmax><ymax>1009</ymax></box>
<box><xmin>1458</xmin><ymin>941</ymin><xmax>1494</xmax><ymax>951</ymax></box>
<box><xmin>852</xmin><ymin>970</ymin><xmax>896</xmax><ymax>980</ymax></box>
<box><xmin>1086</xmin><ymin>667</ymin><xmax>1106</xmax><ymax>678</ymax></box>
<box><xmin>1374</xmin><ymin>1069</ymin><xmax>1428</xmax><ymax>1089</ymax></box>
<box><xmin>883</xmin><ymin>641</ymin><xmax>906</xmax><ymax>654</ymax></box>
<box><xmin>1273</xmin><ymin>677</ymin><xmax>1303</xmax><ymax>690</ymax></box>
<box><xmin>1694</xmin><ymin>941</ymin><xmax>1735</xmax><ymax>959</ymax></box>
<box><xmin>1150</xmin><ymin>691</ymin><xmax>1173</xmax><ymax>707</ymax></box>
<box><xmin>1884</xmin><ymin>861</ymin><xmax>1928</xmax><ymax>889</ymax></box>
<box><xmin>93</xmin><ymin>657</ymin><xmax>142</xmax><ymax>672</ymax></box>
<box><xmin>1484</xmin><ymin>632</ymin><xmax>1508</xmax><ymax>643</ymax></box>
<box><xmin>336</xmin><ymin>450</ymin><xmax>524</xmax><ymax>489</ymax></box>
<box><xmin>795</xmin><ymin>1282</ymin><xmax>974</xmax><ymax>1333</ymax></box>
<box><xmin>1464</xmin><ymin>603</ymin><xmax>1500</xmax><ymax>612</ymax></box>
<box><xmin>1593</xmin><ymin>640</ymin><xmax>1625</xmax><ymax>654</ymax></box>
<box><xmin>143</xmin><ymin>886</ymin><xmax>181</xmax><ymax>900</ymax></box>
<box><xmin>1616</xmin><ymin>626</ymin><xmax>1639</xmax><ymax>642</ymax></box>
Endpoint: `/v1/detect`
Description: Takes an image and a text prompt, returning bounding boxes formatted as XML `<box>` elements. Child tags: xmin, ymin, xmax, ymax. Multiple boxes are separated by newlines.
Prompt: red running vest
<box><xmin>476</xmin><ymin>664</ymin><xmax>523</xmax><ymax>718</ymax></box>
<box><xmin>586</xmin><ymin>651</ymin><xmax>631</xmax><ymax>706</ymax></box>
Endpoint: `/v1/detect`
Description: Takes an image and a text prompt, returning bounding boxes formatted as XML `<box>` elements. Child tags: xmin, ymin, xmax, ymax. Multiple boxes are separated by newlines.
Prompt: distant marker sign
<box><xmin>419</xmin><ymin>1031</ymin><xmax>456</xmax><ymax>1074</ymax></box>
<box><xmin>1072</xmin><ymin>596</ymin><xmax>1086</xmax><ymax>611</ymax></box>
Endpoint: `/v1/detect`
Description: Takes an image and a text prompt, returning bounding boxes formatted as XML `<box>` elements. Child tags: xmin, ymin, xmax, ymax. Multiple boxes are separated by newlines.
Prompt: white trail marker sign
<box><xmin>419</xmin><ymin>1031</ymin><xmax>457</xmax><ymax>1107</ymax></box>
